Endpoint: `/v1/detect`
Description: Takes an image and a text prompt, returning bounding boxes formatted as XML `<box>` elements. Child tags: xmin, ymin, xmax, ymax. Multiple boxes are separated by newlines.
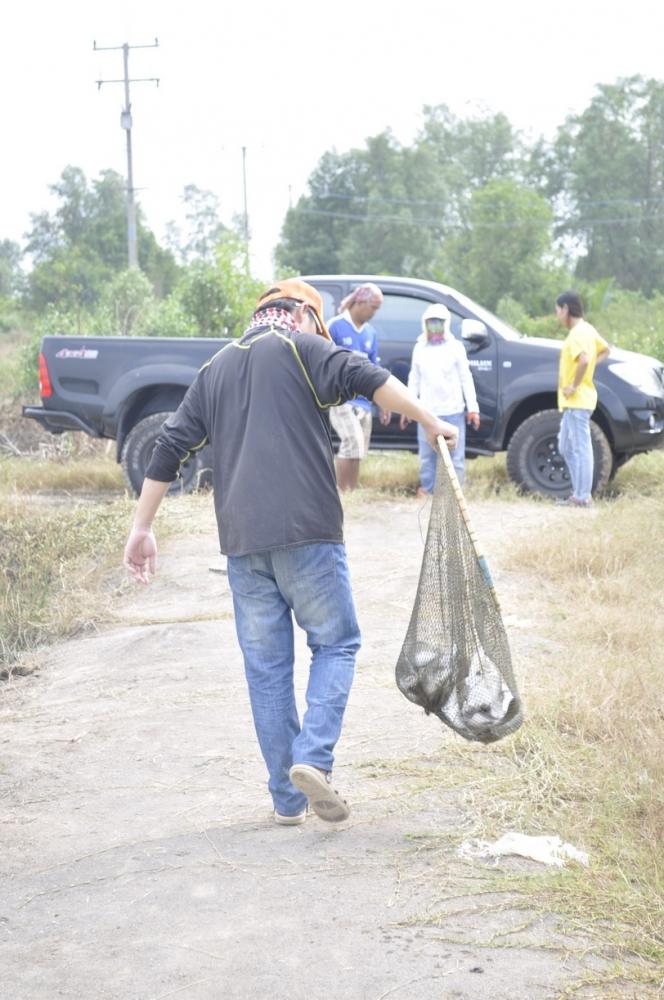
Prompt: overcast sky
<box><xmin>4</xmin><ymin>0</ymin><xmax>664</xmax><ymax>278</ymax></box>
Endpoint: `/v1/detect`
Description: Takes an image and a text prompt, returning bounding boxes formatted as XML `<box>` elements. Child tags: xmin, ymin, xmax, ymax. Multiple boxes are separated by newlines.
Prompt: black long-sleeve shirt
<box><xmin>146</xmin><ymin>323</ymin><xmax>390</xmax><ymax>556</ymax></box>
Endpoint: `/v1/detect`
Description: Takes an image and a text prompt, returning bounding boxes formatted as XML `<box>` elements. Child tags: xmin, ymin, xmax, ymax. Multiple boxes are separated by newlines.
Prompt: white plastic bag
<box><xmin>458</xmin><ymin>832</ymin><xmax>589</xmax><ymax>867</ymax></box>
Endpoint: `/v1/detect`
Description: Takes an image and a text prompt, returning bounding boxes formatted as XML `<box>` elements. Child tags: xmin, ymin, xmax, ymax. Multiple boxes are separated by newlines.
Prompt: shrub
<box><xmin>96</xmin><ymin>269</ymin><xmax>156</xmax><ymax>336</ymax></box>
<box><xmin>588</xmin><ymin>288</ymin><xmax>664</xmax><ymax>361</ymax></box>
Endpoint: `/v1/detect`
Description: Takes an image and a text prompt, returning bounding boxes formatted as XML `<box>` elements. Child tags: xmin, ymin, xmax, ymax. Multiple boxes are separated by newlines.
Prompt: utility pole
<box><xmin>94</xmin><ymin>38</ymin><xmax>159</xmax><ymax>269</ymax></box>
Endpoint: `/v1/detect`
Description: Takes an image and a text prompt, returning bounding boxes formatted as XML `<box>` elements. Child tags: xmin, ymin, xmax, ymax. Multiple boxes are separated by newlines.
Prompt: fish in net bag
<box><xmin>396</xmin><ymin>438</ymin><xmax>524</xmax><ymax>743</ymax></box>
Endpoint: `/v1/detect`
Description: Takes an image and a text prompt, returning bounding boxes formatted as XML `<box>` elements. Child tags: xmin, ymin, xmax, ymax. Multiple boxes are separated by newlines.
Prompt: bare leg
<box><xmin>335</xmin><ymin>457</ymin><xmax>360</xmax><ymax>491</ymax></box>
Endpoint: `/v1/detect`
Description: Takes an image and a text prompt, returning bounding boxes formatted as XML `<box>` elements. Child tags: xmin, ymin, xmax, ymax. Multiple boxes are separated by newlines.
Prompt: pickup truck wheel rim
<box><xmin>506</xmin><ymin>408</ymin><xmax>613</xmax><ymax>497</ymax></box>
<box><xmin>531</xmin><ymin>435</ymin><xmax>569</xmax><ymax>488</ymax></box>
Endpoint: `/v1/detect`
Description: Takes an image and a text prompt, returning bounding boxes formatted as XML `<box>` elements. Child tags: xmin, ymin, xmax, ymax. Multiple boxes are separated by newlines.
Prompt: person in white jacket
<box><xmin>400</xmin><ymin>303</ymin><xmax>479</xmax><ymax>492</ymax></box>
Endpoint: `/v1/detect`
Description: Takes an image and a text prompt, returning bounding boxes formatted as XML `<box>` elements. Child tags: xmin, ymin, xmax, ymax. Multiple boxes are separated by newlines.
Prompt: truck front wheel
<box><xmin>506</xmin><ymin>409</ymin><xmax>612</xmax><ymax>498</ymax></box>
<box><xmin>121</xmin><ymin>412</ymin><xmax>212</xmax><ymax>496</ymax></box>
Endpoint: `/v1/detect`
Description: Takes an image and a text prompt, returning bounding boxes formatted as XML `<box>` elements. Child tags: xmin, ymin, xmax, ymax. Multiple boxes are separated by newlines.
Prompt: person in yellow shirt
<box><xmin>555</xmin><ymin>291</ymin><xmax>610</xmax><ymax>507</ymax></box>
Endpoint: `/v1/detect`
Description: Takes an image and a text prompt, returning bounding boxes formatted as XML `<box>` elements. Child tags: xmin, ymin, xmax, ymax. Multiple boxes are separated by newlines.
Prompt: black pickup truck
<box><xmin>23</xmin><ymin>274</ymin><xmax>664</xmax><ymax>497</ymax></box>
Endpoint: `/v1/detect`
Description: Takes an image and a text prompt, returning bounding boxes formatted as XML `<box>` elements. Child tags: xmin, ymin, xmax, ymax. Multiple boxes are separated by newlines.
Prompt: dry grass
<box><xmin>367</xmin><ymin>440</ymin><xmax>664</xmax><ymax>502</ymax></box>
<box><xmin>3</xmin><ymin>433</ymin><xmax>661</xmax><ymax>501</ymax></box>
<box><xmin>2</xmin><ymin>434</ymin><xmax>663</xmax><ymax>993</ymax></box>
<box><xmin>0</xmin><ymin>493</ymin><xmax>133</xmax><ymax>669</ymax></box>
<box><xmin>506</xmin><ymin>493</ymin><xmax>664</xmax><ymax>747</ymax></box>
<box><xmin>351</xmin><ymin>460</ymin><xmax>664</xmax><ymax>992</ymax></box>
<box><xmin>462</xmin><ymin>453</ymin><xmax>522</xmax><ymax>500</ymax></box>
<box><xmin>0</xmin><ymin>489</ymin><xmax>213</xmax><ymax>671</ymax></box>
<box><xmin>0</xmin><ymin>454</ymin><xmax>125</xmax><ymax>493</ymax></box>
<box><xmin>452</xmin><ymin>492</ymin><xmax>664</xmax><ymax>990</ymax></box>
<box><xmin>359</xmin><ymin>449</ymin><xmax>521</xmax><ymax>499</ymax></box>
<box><xmin>609</xmin><ymin>448</ymin><xmax>664</xmax><ymax>498</ymax></box>
<box><xmin>359</xmin><ymin>450</ymin><xmax>420</xmax><ymax>492</ymax></box>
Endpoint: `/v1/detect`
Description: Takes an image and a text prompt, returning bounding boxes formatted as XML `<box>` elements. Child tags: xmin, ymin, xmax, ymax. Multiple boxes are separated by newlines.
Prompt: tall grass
<box><xmin>1</xmin><ymin>488</ymin><xmax>214</xmax><ymax>671</ymax></box>
<box><xmin>359</xmin><ymin>450</ymin><xmax>419</xmax><ymax>492</ymax></box>
<box><xmin>609</xmin><ymin>448</ymin><xmax>664</xmax><ymax>498</ymax></box>
<box><xmin>358</xmin><ymin>443</ymin><xmax>664</xmax><ymax>501</ymax></box>
<box><xmin>477</xmin><ymin>493</ymin><xmax>664</xmax><ymax>987</ymax></box>
<box><xmin>355</xmin><ymin>447</ymin><xmax>664</xmax><ymax>989</ymax></box>
<box><xmin>0</xmin><ymin>494</ymin><xmax>133</xmax><ymax>669</ymax></box>
<box><xmin>359</xmin><ymin>450</ymin><xmax>521</xmax><ymax>499</ymax></box>
<box><xmin>0</xmin><ymin>454</ymin><xmax>124</xmax><ymax>493</ymax></box>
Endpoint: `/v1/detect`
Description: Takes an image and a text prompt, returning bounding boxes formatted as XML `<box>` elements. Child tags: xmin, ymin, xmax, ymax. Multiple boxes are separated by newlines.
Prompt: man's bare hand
<box><xmin>425</xmin><ymin>417</ymin><xmax>458</xmax><ymax>451</ymax></box>
<box><xmin>378</xmin><ymin>408</ymin><xmax>392</xmax><ymax>426</ymax></box>
<box><xmin>399</xmin><ymin>413</ymin><xmax>410</xmax><ymax>431</ymax></box>
<box><xmin>124</xmin><ymin>527</ymin><xmax>158</xmax><ymax>584</ymax></box>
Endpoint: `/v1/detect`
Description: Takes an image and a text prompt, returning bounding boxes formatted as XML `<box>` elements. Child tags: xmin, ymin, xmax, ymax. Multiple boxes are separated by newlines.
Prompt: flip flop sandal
<box><xmin>289</xmin><ymin>764</ymin><xmax>350</xmax><ymax>823</ymax></box>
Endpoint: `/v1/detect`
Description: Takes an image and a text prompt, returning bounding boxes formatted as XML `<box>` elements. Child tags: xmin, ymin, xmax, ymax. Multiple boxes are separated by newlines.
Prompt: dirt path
<box><xmin>1</xmin><ymin>497</ymin><xmax>600</xmax><ymax>1000</ymax></box>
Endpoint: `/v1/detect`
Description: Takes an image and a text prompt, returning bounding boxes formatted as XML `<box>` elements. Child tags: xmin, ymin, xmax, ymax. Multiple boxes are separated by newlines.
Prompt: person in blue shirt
<box><xmin>329</xmin><ymin>283</ymin><xmax>390</xmax><ymax>490</ymax></box>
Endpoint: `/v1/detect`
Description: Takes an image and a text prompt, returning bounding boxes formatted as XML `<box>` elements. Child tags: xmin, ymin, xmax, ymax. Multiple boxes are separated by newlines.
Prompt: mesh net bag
<box><xmin>396</xmin><ymin>439</ymin><xmax>524</xmax><ymax>744</ymax></box>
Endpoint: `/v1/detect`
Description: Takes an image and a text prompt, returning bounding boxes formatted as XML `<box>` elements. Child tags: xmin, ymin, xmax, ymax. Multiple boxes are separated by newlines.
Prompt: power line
<box><xmin>287</xmin><ymin>203</ymin><xmax>664</xmax><ymax>233</ymax></box>
<box><xmin>300</xmin><ymin>188</ymin><xmax>664</xmax><ymax>212</ymax></box>
<box><xmin>313</xmin><ymin>191</ymin><xmax>447</xmax><ymax>208</ymax></box>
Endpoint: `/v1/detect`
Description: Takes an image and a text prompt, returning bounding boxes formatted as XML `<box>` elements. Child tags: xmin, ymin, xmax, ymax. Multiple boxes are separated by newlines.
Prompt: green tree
<box><xmin>175</xmin><ymin>233</ymin><xmax>263</xmax><ymax>338</ymax></box>
<box><xmin>140</xmin><ymin>296</ymin><xmax>198</xmax><ymax>338</ymax></box>
<box><xmin>27</xmin><ymin>245</ymin><xmax>108</xmax><ymax>333</ymax></box>
<box><xmin>275</xmin><ymin>111</ymin><xmax>528</xmax><ymax>278</ymax></box>
<box><xmin>24</xmin><ymin>166</ymin><xmax>178</xmax><ymax>311</ymax></box>
<box><xmin>336</xmin><ymin>133</ymin><xmax>440</xmax><ymax>275</ymax></box>
<box><xmin>176</xmin><ymin>261</ymin><xmax>229</xmax><ymax>336</ymax></box>
<box><xmin>275</xmin><ymin>149</ymin><xmax>366</xmax><ymax>274</ymax></box>
<box><xmin>436</xmin><ymin>178</ymin><xmax>558</xmax><ymax>313</ymax></box>
<box><xmin>276</xmin><ymin>131</ymin><xmax>444</xmax><ymax>276</ymax></box>
<box><xmin>416</xmin><ymin>105</ymin><xmax>524</xmax><ymax>227</ymax></box>
<box><xmin>165</xmin><ymin>185</ymin><xmax>227</xmax><ymax>264</ymax></box>
<box><xmin>97</xmin><ymin>270</ymin><xmax>156</xmax><ymax>336</ymax></box>
<box><xmin>0</xmin><ymin>240</ymin><xmax>24</xmax><ymax>297</ymax></box>
<box><xmin>552</xmin><ymin>76</ymin><xmax>664</xmax><ymax>294</ymax></box>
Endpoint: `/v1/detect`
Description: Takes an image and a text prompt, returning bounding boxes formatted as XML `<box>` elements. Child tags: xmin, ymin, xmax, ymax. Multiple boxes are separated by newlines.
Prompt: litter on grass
<box><xmin>458</xmin><ymin>832</ymin><xmax>590</xmax><ymax>868</ymax></box>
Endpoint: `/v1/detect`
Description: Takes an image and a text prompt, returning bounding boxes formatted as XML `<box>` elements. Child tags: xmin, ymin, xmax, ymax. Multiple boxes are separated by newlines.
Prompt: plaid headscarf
<box><xmin>340</xmin><ymin>282</ymin><xmax>383</xmax><ymax>313</ymax></box>
<box><xmin>246</xmin><ymin>307</ymin><xmax>300</xmax><ymax>335</ymax></box>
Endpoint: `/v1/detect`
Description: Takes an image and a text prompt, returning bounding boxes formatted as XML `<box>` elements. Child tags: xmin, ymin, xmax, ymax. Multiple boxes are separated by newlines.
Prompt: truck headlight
<box><xmin>608</xmin><ymin>362</ymin><xmax>663</xmax><ymax>398</ymax></box>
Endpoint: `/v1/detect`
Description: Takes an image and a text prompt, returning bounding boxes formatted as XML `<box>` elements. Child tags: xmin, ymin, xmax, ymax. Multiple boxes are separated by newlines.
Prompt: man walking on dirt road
<box><xmin>123</xmin><ymin>279</ymin><xmax>457</xmax><ymax>826</ymax></box>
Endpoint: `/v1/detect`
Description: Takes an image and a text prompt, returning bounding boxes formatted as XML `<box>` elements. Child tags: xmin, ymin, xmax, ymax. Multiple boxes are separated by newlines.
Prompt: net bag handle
<box><xmin>436</xmin><ymin>435</ymin><xmax>501</xmax><ymax>611</ymax></box>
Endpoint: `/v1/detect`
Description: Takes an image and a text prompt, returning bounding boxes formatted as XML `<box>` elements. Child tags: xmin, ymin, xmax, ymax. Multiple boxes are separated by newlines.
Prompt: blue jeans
<box><xmin>227</xmin><ymin>543</ymin><xmax>361</xmax><ymax>816</ymax></box>
<box><xmin>417</xmin><ymin>411</ymin><xmax>467</xmax><ymax>489</ymax></box>
<box><xmin>558</xmin><ymin>408</ymin><xmax>593</xmax><ymax>501</ymax></box>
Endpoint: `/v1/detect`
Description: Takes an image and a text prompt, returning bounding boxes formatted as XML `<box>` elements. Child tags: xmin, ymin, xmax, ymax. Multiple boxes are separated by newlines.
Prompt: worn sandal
<box><xmin>288</xmin><ymin>764</ymin><xmax>350</xmax><ymax>823</ymax></box>
<box><xmin>274</xmin><ymin>808</ymin><xmax>308</xmax><ymax>826</ymax></box>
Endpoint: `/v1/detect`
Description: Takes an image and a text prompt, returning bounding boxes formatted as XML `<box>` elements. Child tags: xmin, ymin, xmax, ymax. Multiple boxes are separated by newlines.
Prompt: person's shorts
<box><xmin>330</xmin><ymin>402</ymin><xmax>373</xmax><ymax>459</ymax></box>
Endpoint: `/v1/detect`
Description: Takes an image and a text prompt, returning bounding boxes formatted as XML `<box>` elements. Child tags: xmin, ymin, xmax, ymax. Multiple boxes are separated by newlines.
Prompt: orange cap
<box><xmin>256</xmin><ymin>278</ymin><xmax>331</xmax><ymax>340</ymax></box>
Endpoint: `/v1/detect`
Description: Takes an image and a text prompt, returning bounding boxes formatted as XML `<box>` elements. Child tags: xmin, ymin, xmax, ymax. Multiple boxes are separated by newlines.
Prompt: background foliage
<box><xmin>2</xmin><ymin>73</ymin><xmax>664</xmax><ymax>401</ymax></box>
<box><xmin>273</xmin><ymin>74</ymin><xmax>664</xmax><ymax>363</ymax></box>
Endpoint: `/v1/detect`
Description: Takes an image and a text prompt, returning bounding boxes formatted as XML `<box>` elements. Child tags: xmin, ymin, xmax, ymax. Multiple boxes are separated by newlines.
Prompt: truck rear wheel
<box><xmin>121</xmin><ymin>412</ymin><xmax>212</xmax><ymax>496</ymax></box>
<box><xmin>506</xmin><ymin>409</ymin><xmax>612</xmax><ymax>498</ymax></box>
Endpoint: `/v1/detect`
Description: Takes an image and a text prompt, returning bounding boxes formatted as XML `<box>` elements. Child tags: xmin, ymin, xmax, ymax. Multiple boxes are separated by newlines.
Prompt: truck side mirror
<box><xmin>461</xmin><ymin>319</ymin><xmax>489</xmax><ymax>349</ymax></box>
